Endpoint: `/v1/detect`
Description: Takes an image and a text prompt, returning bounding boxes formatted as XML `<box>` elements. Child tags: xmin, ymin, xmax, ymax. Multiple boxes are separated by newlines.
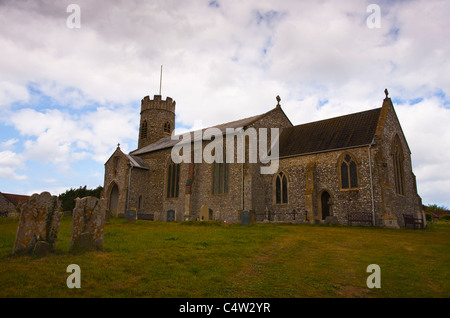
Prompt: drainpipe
<box><xmin>368</xmin><ymin>141</ymin><xmax>375</xmax><ymax>226</ymax></box>
<box><xmin>127</xmin><ymin>164</ymin><xmax>132</xmax><ymax>212</ymax></box>
<box><xmin>242</xmin><ymin>132</ymin><xmax>245</xmax><ymax>211</ymax></box>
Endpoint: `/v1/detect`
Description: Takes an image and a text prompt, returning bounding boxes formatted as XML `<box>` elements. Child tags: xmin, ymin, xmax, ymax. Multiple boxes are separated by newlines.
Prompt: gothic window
<box><xmin>140</xmin><ymin>120</ymin><xmax>148</xmax><ymax>139</ymax></box>
<box><xmin>166</xmin><ymin>163</ymin><xmax>180</xmax><ymax>199</ymax></box>
<box><xmin>164</xmin><ymin>121</ymin><xmax>171</xmax><ymax>134</ymax></box>
<box><xmin>275</xmin><ymin>171</ymin><xmax>288</xmax><ymax>204</ymax></box>
<box><xmin>392</xmin><ymin>135</ymin><xmax>406</xmax><ymax>195</ymax></box>
<box><xmin>212</xmin><ymin>162</ymin><xmax>228</xmax><ymax>194</ymax></box>
<box><xmin>340</xmin><ymin>154</ymin><xmax>358</xmax><ymax>189</ymax></box>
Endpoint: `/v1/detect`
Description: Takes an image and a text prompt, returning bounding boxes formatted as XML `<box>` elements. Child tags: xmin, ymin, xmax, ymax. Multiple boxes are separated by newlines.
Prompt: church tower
<box><xmin>138</xmin><ymin>95</ymin><xmax>176</xmax><ymax>149</ymax></box>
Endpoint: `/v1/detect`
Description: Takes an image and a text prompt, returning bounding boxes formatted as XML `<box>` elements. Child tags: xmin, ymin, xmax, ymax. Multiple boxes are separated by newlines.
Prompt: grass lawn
<box><xmin>0</xmin><ymin>216</ymin><xmax>449</xmax><ymax>298</ymax></box>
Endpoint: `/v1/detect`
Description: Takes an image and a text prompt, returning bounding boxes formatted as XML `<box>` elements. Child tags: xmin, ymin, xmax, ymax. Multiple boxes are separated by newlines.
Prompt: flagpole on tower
<box><xmin>159</xmin><ymin>65</ymin><xmax>163</xmax><ymax>96</ymax></box>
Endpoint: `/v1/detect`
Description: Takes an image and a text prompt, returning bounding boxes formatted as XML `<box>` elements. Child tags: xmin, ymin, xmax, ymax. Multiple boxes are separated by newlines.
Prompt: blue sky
<box><xmin>0</xmin><ymin>0</ymin><xmax>449</xmax><ymax>207</ymax></box>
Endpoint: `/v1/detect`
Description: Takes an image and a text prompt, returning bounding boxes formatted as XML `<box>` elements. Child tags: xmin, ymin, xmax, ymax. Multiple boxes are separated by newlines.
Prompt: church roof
<box><xmin>126</xmin><ymin>154</ymin><xmax>149</xmax><ymax>170</ymax></box>
<box><xmin>278</xmin><ymin>107</ymin><xmax>382</xmax><ymax>158</ymax></box>
<box><xmin>130</xmin><ymin>104</ymin><xmax>383</xmax><ymax>158</ymax></box>
<box><xmin>130</xmin><ymin>108</ymin><xmax>277</xmax><ymax>156</ymax></box>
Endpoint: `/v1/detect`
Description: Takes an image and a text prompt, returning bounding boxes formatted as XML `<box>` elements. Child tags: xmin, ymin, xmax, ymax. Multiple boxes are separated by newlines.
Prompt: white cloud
<box><xmin>0</xmin><ymin>0</ymin><xmax>449</xmax><ymax>206</ymax></box>
<box><xmin>0</xmin><ymin>150</ymin><xmax>26</xmax><ymax>180</ymax></box>
<box><xmin>0</xmin><ymin>138</ymin><xmax>19</xmax><ymax>150</ymax></box>
<box><xmin>5</xmin><ymin>106</ymin><xmax>137</xmax><ymax>169</ymax></box>
<box><xmin>395</xmin><ymin>98</ymin><xmax>450</xmax><ymax>206</ymax></box>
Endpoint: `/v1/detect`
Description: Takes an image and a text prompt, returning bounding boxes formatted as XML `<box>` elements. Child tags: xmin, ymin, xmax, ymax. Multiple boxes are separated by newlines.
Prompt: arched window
<box><xmin>140</xmin><ymin>120</ymin><xmax>148</xmax><ymax>139</ymax></box>
<box><xmin>166</xmin><ymin>162</ymin><xmax>180</xmax><ymax>198</ymax></box>
<box><xmin>392</xmin><ymin>135</ymin><xmax>406</xmax><ymax>195</ymax></box>
<box><xmin>164</xmin><ymin>121</ymin><xmax>171</xmax><ymax>134</ymax></box>
<box><xmin>138</xmin><ymin>195</ymin><xmax>142</xmax><ymax>210</ymax></box>
<box><xmin>275</xmin><ymin>171</ymin><xmax>288</xmax><ymax>204</ymax></box>
<box><xmin>340</xmin><ymin>154</ymin><xmax>358</xmax><ymax>189</ymax></box>
<box><xmin>212</xmin><ymin>162</ymin><xmax>229</xmax><ymax>194</ymax></box>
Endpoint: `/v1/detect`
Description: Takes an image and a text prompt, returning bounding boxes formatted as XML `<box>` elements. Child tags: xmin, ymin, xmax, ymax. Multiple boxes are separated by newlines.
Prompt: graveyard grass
<box><xmin>0</xmin><ymin>216</ymin><xmax>449</xmax><ymax>298</ymax></box>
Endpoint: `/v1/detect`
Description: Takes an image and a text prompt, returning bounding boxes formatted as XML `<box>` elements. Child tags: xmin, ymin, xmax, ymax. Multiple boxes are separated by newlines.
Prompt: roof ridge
<box><xmin>288</xmin><ymin>107</ymin><xmax>382</xmax><ymax>129</ymax></box>
<box><xmin>278</xmin><ymin>107</ymin><xmax>382</xmax><ymax>158</ymax></box>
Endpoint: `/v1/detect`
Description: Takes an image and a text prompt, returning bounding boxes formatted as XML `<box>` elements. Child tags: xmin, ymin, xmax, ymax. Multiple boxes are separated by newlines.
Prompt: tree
<box><xmin>59</xmin><ymin>185</ymin><xmax>103</xmax><ymax>212</ymax></box>
<box><xmin>423</xmin><ymin>204</ymin><xmax>448</xmax><ymax>212</ymax></box>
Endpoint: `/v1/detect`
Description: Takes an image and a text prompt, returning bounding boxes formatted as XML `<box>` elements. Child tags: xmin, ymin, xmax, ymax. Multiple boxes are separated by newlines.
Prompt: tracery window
<box><xmin>275</xmin><ymin>171</ymin><xmax>288</xmax><ymax>204</ymax></box>
<box><xmin>392</xmin><ymin>136</ymin><xmax>406</xmax><ymax>195</ymax></box>
<box><xmin>166</xmin><ymin>163</ymin><xmax>180</xmax><ymax>198</ymax></box>
<box><xmin>212</xmin><ymin>162</ymin><xmax>228</xmax><ymax>194</ymax></box>
<box><xmin>340</xmin><ymin>154</ymin><xmax>358</xmax><ymax>189</ymax></box>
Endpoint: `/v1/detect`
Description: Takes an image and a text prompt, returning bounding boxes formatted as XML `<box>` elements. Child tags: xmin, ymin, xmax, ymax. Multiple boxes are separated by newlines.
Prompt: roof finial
<box><xmin>117</xmin><ymin>143</ymin><xmax>120</xmax><ymax>149</ymax></box>
<box><xmin>276</xmin><ymin>95</ymin><xmax>281</xmax><ymax>107</ymax></box>
<box><xmin>384</xmin><ymin>88</ymin><xmax>389</xmax><ymax>99</ymax></box>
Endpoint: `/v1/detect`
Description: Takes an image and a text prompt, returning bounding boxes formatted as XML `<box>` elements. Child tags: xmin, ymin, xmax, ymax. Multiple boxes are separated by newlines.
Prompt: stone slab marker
<box><xmin>125</xmin><ymin>208</ymin><xmax>137</xmax><ymax>222</ymax></box>
<box><xmin>241</xmin><ymin>210</ymin><xmax>251</xmax><ymax>225</ymax></box>
<box><xmin>13</xmin><ymin>192</ymin><xmax>62</xmax><ymax>255</ymax></box>
<box><xmin>199</xmin><ymin>205</ymin><xmax>211</xmax><ymax>221</ymax></box>
<box><xmin>71</xmin><ymin>196</ymin><xmax>105</xmax><ymax>250</ymax></box>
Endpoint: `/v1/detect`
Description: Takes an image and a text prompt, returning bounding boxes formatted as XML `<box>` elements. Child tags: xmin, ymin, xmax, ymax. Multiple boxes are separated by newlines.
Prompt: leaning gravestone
<box><xmin>71</xmin><ymin>196</ymin><xmax>105</xmax><ymax>250</ymax></box>
<box><xmin>13</xmin><ymin>192</ymin><xmax>62</xmax><ymax>255</ymax></box>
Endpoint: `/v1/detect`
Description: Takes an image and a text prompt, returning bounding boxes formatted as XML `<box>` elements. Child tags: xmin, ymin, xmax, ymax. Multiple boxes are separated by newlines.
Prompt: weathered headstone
<box><xmin>13</xmin><ymin>192</ymin><xmax>62</xmax><ymax>255</ymax></box>
<box><xmin>325</xmin><ymin>215</ymin><xmax>339</xmax><ymax>225</ymax></box>
<box><xmin>71</xmin><ymin>196</ymin><xmax>105</xmax><ymax>250</ymax></box>
<box><xmin>200</xmin><ymin>205</ymin><xmax>213</xmax><ymax>221</ymax></box>
<box><xmin>241</xmin><ymin>210</ymin><xmax>251</xmax><ymax>226</ymax></box>
<box><xmin>32</xmin><ymin>241</ymin><xmax>51</xmax><ymax>256</ymax></box>
<box><xmin>104</xmin><ymin>209</ymin><xmax>111</xmax><ymax>223</ymax></box>
<box><xmin>125</xmin><ymin>208</ymin><xmax>137</xmax><ymax>222</ymax></box>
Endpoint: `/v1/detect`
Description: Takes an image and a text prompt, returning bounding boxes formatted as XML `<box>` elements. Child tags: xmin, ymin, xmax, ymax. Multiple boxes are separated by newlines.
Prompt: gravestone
<box><xmin>126</xmin><ymin>208</ymin><xmax>137</xmax><ymax>222</ymax></box>
<box><xmin>241</xmin><ymin>210</ymin><xmax>251</xmax><ymax>226</ymax></box>
<box><xmin>13</xmin><ymin>192</ymin><xmax>62</xmax><ymax>255</ymax></box>
<box><xmin>199</xmin><ymin>205</ymin><xmax>209</xmax><ymax>221</ymax></box>
<box><xmin>71</xmin><ymin>196</ymin><xmax>105</xmax><ymax>250</ymax></box>
<box><xmin>105</xmin><ymin>209</ymin><xmax>111</xmax><ymax>223</ymax></box>
<box><xmin>325</xmin><ymin>215</ymin><xmax>339</xmax><ymax>225</ymax></box>
<box><xmin>167</xmin><ymin>210</ymin><xmax>175</xmax><ymax>222</ymax></box>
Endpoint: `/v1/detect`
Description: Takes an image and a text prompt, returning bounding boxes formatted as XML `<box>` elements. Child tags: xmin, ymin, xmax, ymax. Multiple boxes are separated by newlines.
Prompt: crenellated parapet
<box><xmin>141</xmin><ymin>95</ymin><xmax>176</xmax><ymax>114</ymax></box>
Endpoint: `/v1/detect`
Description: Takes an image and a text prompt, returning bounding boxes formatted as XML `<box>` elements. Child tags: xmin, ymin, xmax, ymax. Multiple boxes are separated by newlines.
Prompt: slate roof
<box><xmin>130</xmin><ymin>105</ymin><xmax>382</xmax><ymax>158</ymax></box>
<box><xmin>278</xmin><ymin>107</ymin><xmax>382</xmax><ymax>158</ymax></box>
<box><xmin>125</xmin><ymin>154</ymin><xmax>149</xmax><ymax>169</ymax></box>
<box><xmin>130</xmin><ymin>110</ymin><xmax>274</xmax><ymax>156</ymax></box>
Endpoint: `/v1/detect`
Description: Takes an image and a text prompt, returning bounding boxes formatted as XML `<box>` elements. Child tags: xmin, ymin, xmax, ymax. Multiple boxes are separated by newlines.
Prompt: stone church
<box><xmin>102</xmin><ymin>90</ymin><xmax>423</xmax><ymax>228</ymax></box>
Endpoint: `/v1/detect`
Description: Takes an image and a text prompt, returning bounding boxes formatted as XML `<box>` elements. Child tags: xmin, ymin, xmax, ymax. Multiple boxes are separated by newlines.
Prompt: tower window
<box><xmin>340</xmin><ymin>154</ymin><xmax>358</xmax><ymax>189</ymax></box>
<box><xmin>140</xmin><ymin>120</ymin><xmax>148</xmax><ymax>139</ymax></box>
<box><xmin>164</xmin><ymin>121</ymin><xmax>171</xmax><ymax>133</ymax></box>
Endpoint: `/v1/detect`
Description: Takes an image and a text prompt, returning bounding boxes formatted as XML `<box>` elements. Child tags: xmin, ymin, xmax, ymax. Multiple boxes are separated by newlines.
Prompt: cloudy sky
<box><xmin>0</xmin><ymin>0</ymin><xmax>449</xmax><ymax>207</ymax></box>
